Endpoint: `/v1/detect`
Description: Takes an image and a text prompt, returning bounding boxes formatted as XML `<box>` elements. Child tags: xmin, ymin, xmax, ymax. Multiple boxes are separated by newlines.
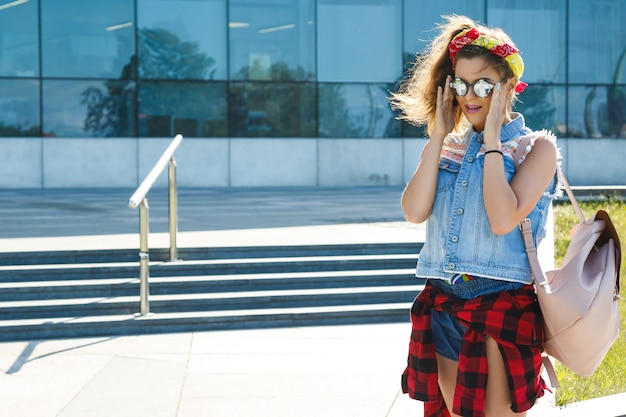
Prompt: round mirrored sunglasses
<box><xmin>450</xmin><ymin>78</ymin><xmax>507</xmax><ymax>99</ymax></box>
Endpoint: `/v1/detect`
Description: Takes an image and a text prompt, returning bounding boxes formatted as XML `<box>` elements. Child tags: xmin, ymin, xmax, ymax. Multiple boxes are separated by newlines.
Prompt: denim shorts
<box><xmin>428</xmin><ymin>277</ymin><xmax>523</xmax><ymax>361</ymax></box>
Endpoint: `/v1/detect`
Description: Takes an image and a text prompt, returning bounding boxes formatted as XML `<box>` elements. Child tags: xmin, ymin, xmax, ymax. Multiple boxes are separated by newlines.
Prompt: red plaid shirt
<box><xmin>401</xmin><ymin>283</ymin><xmax>546</xmax><ymax>417</ymax></box>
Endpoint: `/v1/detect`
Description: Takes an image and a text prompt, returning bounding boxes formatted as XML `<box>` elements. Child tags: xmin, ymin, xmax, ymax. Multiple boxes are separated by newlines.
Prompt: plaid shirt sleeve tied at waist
<box><xmin>401</xmin><ymin>283</ymin><xmax>547</xmax><ymax>417</ymax></box>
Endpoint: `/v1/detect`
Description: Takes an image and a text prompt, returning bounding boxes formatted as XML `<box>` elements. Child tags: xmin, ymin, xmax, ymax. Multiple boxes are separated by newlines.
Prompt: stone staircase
<box><xmin>0</xmin><ymin>242</ymin><xmax>424</xmax><ymax>341</ymax></box>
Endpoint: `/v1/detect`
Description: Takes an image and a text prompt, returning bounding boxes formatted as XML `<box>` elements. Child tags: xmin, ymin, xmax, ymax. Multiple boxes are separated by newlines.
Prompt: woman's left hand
<box><xmin>484</xmin><ymin>83</ymin><xmax>507</xmax><ymax>148</ymax></box>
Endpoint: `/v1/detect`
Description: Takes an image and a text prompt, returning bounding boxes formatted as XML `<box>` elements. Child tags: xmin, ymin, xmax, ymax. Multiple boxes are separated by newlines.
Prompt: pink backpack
<box><xmin>515</xmin><ymin>134</ymin><xmax>621</xmax><ymax>384</ymax></box>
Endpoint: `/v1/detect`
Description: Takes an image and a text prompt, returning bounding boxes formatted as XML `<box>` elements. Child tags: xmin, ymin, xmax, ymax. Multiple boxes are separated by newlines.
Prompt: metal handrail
<box><xmin>129</xmin><ymin>134</ymin><xmax>183</xmax><ymax>208</ymax></box>
<box><xmin>128</xmin><ymin>134</ymin><xmax>183</xmax><ymax>315</ymax></box>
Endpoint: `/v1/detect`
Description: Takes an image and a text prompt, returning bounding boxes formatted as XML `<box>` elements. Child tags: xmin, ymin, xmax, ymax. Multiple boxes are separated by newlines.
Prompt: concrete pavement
<box><xmin>0</xmin><ymin>323</ymin><xmax>419</xmax><ymax>417</ymax></box>
<box><xmin>0</xmin><ymin>187</ymin><xmax>421</xmax><ymax>253</ymax></box>
<box><xmin>1</xmin><ymin>322</ymin><xmax>625</xmax><ymax>417</ymax></box>
<box><xmin>0</xmin><ymin>187</ymin><xmax>624</xmax><ymax>416</ymax></box>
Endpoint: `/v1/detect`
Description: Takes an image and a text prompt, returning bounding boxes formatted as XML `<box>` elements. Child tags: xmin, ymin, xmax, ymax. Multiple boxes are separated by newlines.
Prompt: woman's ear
<box><xmin>507</xmin><ymin>77</ymin><xmax>518</xmax><ymax>92</ymax></box>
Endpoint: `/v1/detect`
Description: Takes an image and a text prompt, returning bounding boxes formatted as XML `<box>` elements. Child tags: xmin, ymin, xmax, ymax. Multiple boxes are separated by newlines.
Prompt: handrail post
<box><xmin>168</xmin><ymin>156</ymin><xmax>178</xmax><ymax>262</ymax></box>
<box><xmin>128</xmin><ymin>134</ymin><xmax>183</xmax><ymax>316</ymax></box>
<box><xmin>139</xmin><ymin>199</ymin><xmax>150</xmax><ymax>315</ymax></box>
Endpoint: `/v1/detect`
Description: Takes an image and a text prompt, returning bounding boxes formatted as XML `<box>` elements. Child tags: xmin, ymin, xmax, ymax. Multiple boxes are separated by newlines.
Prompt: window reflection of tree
<box><xmin>583</xmin><ymin>48</ymin><xmax>626</xmax><ymax>139</ymax></box>
<box><xmin>606</xmin><ymin>48</ymin><xmax>625</xmax><ymax>138</ymax></box>
<box><xmin>81</xmin><ymin>78</ymin><xmax>136</xmax><ymax>137</ymax></box>
<box><xmin>229</xmin><ymin>61</ymin><xmax>317</xmax><ymax>137</ymax></box>
<box><xmin>0</xmin><ymin>123</ymin><xmax>40</xmax><ymax>137</ymax></box>
<box><xmin>318</xmin><ymin>83</ymin><xmax>361</xmax><ymax>138</ymax></box>
<box><xmin>320</xmin><ymin>81</ymin><xmax>402</xmax><ymax>138</ymax></box>
<box><xmin>79</xmin><ymin>27</ymin><xmax>401</xmax><ymax>138</ymax></box>
<box><xmin>0</xmin><ymin>106</ymin><xmax>40</xmax><ymax>137</ymax></box>
<box><xmin>0</xmin><ymin>85</ymin><xmax>41</xmax><ymax>137</ymax></box>
<box><xmin>138</xmin><ymin>28</ymin><xmax>215</xmax><ymax>80</ymax></box>
<box><xmin>515</xmin><ymin>85</ymin><xmax>557</xmax><ymax>134</ymax></box>
<box><xmin>81</xmin><ymin>27</ymin><xmax>215</xmax><ymax>137</ymax></box>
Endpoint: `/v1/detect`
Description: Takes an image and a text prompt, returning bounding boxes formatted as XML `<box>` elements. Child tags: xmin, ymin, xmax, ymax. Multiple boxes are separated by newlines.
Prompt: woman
<box><xmin>389</xmin><ymin>15</ymin><xmax>560</xmax><ymax>417</ymax></box>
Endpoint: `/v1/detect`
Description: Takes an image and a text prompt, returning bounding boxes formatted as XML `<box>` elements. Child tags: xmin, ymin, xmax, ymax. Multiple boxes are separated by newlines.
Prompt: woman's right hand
<box><xmin>431</xmin><ymin>75</ymin><xmax>455</xmax><ymax>139</ymax></box>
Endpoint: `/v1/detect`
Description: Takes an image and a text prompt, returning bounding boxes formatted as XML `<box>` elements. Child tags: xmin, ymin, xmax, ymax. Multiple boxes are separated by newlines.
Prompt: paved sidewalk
<box><xmin>0</xmin><ymin>187</ymin><xmax>421</xmax><ymax>252</ymax></box>
<box><xmin>0</xmin><ymin>186</ymin><xmax>410</xmax><ymax>239</ymax></box>
<box><xmin>0</xmin><ymin>187</ymin><xmax>625</xmax><ymax>416</ymax></box>
<box><xmin>1</xmin><ymin>324</ymin><xmax>624</xmax><ymax>417</ymax></box>
<box><xmin>0</xmin><ymin>323</ymin><xmax>416</xmax><ymax>417</ymax></box>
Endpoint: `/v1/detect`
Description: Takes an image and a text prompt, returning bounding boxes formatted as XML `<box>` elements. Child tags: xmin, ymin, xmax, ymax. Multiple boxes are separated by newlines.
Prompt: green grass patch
<box><xmin>552</xmin><ymin>198</ymin><xmax>626</xmax><ymax>405</ymax></box>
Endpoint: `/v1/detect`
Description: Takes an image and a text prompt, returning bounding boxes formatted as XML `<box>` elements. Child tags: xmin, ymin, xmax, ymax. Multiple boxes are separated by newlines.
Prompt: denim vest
<box><xmin>416</xmin><ymin>115</ymin><xmax>559</xmax><ymax>284</ymax></box>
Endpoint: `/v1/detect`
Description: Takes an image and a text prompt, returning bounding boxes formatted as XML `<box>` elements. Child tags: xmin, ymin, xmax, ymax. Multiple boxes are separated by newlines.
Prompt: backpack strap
<box><xmin>542</xmin><ymin>355</ymin><xmax>560</xmax><ymax>388</ymax></box>
<box><xmin>516</xmin><ymin>131</ymin><xmax>563</xmax><ymax>389</ymax></box>
<box><xmin>512</xmin><ymin>134</ymin><xmax>533</xmax><ymax>171</ymax></box>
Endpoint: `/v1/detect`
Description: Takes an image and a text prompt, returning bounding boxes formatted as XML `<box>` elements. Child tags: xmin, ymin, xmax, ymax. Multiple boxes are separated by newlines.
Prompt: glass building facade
<box><xmin>0</xmin><ymin>0</ymin><xmax>625</xmax><ymax>140</ymax></box>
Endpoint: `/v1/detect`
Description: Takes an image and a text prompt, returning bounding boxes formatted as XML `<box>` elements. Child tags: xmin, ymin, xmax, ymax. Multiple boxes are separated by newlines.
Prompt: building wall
<box><xmin>0</xmin><ymin>0</ymin><xmax>624</xmax><ymax>189</ymax></box>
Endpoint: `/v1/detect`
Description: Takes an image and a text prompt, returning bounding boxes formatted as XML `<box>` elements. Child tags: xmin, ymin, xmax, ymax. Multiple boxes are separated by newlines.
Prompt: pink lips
<box><xmin>465</xmin><ymin>104</ymin><xmax>482</xmax><ymax>114</ymax></box>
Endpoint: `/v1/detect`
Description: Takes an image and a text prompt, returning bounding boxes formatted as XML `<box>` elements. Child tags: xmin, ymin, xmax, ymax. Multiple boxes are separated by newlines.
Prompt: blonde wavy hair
<box><xmin>389</xmin><ymin>15</ymin><xmax>520</xmax><ymax>136</ymax></box>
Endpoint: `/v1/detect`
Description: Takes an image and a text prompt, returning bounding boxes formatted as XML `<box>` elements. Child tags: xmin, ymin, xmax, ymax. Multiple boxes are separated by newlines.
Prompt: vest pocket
<box><xmin>437</xmin><ymin>160</ymin><xmax>460</xmax><ymax>192</ymax></box>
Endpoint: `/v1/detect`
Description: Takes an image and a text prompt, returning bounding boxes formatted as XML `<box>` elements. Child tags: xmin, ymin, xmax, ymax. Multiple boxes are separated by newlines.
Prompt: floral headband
<box><xmin>448</xmin><ymin>28</ymin><xmax>527</xmax><ymax>93</ymax></box>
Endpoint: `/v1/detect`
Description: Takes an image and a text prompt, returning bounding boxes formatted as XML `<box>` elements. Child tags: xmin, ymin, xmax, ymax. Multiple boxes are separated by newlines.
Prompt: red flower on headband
<box><xmin>490</xmin><ymin>43</ymin><xmax>519</xmax><ymax>58</ymax></box>
<box><xmin>449</xmin><ymin>28</ymin><xmax>480</xmax><ymax>63</ymax></box>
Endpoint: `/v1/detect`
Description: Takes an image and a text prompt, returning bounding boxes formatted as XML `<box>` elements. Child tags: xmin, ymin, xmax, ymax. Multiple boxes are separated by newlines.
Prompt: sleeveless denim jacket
<box><xmin>415</xmin><ymin>114</ymin><xmax>560</xmax><ymax>284</ymax></box>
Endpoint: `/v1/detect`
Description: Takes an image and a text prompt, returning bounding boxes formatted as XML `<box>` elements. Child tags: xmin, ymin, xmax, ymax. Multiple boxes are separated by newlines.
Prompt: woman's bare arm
<box><xmin>401</xmin><ymin>77</ymin><xmax>456</xmax><ymax>224</ymax></box>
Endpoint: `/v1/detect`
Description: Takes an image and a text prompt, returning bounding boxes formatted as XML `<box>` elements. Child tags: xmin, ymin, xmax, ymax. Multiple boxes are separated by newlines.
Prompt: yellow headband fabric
<box><xmin>449</xmin><ymin>28</ymin><xmax>527</xmax><ymax>93</ymax></box>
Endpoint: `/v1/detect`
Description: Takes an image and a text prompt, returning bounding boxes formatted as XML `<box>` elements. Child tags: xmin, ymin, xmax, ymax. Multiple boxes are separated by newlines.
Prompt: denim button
<box><xmin>456</xmin><ymin>208</ymin><xmax>464</xmax><ymax>215</ymax></box>
<box><xmin>451</xmin><ymin>236</ymin><xmax>459</xmax><ymax>242</ymax></box>
<box><xmin>448</xmin><ymin>263</ymin><xmax>455</xmax><ymax>269</ymax></box>
<box><xmin>461</xmin><ymin>180</ymin><xmax>468</xmax><ymax>187</ymax></box>
<box><xmin>467</xmin><ymin>156</ymin><xmax>474</xmax><ymax>163</ymax></box>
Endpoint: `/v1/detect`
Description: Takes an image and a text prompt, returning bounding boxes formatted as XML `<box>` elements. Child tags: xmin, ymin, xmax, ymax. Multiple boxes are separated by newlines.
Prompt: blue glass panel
<box><xmin>401</xmin><ymin>4</ymin><xmax>483</xmax><ymax>137</ymax></box>
<box><xmin>138</xmin><ymin>81</ymin><xmax>227</xmax><ymax>137</ymax></box>
<box><xmin>567</xmin><ymin>86</ymin><xmax>626</xmax><ymax>138</ymax></box>
<box><xmin>0</xmin><ymin>79</ymin><xmax>40</xmax><ymax>137</ymax></box>
<box><xmin>319</xmin><ymin>83</ymin><xmax>401</xmax><ymax>138</ymax></box>
<box><xmin>229</xmin><ymin>0</ymin><xmax>315</xmax><ymax>81</ymax></box>
<box><xmin>137</xmin><ymin>0</ymin><xmax>227</xmax><ymax>80</ymax></box>
<box><xmin>229</xmin><ymin>82</ymin><xmax>316</xmax><ymax>137</ymax></box>
<box><xmin>0</xmin><ymin>0</ymin><xmax>39</xmax><ymax>77</ymax></box>
<box><xmin>43</xmin><ymin>80</ymin><xmax>136</xmax><ymax>137</ymax></box>
<box><xmin>41</xmin><ymin>0</ymin><xmax>135</xmax><ymax>78</ymax></box>
<box><xmin>318</xmin><ymin>0</ymin><xmax>402</xmax><ymax>83</ymax></box>
<box><xmin>404</xmin><ymin>1</ymin><xmax>484</xmax><ymax>63</ymax></box>
<box><xmin>515</xmin><ymin>84</ymin><xmax>566</xmax><ymax>135</ymax></box>
<box><xmin>402</xmin><ymin>122</ymin><xmax>427</xmax><ymax>139</ymax></box>
<box><xmin>569</xmin><ymin>0</ymin><xmax>626</xmax><ymax>84</ymax></box>
<box><xmin>488</xmin><ymin>0</ymin><xmax>566</xmax><ymax>83</ymax></box>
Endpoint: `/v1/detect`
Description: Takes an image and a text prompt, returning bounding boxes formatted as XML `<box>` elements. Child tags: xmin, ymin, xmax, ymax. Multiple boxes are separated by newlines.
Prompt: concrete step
<box><xmin>0</xmin><ymin>269</ymin><xmax>416</xmax><ymax>301</ymax></box>
<box><xmin>0</xmin><ymin>254</ymin><xmax>417</xmax><ymax>282</ymax></box>
<box><xmin>0</xmin><ymin>243</ymin><xmax>422</xmax><ymax>266</ymax></box>
<box><xmin>0</xmin><ymin>302</ymin><xmax>416</xmax><ymax>342</ymax></box>
<box><xmin>0</xmin><ymin>284</ymin><xmax>423</xmax><ymax>320</ymax></box>
<box><xmin>0</xmin><ymin>242</ymin><xmax>423</xmax><ymax>341</ymax></box>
